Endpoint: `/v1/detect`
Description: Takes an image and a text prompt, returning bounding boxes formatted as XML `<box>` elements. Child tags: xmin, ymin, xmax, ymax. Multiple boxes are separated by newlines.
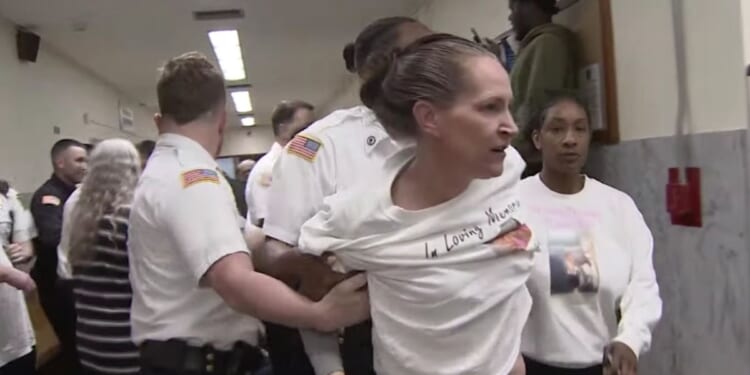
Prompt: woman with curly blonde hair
<box><xmin>68</xmin><ymin>138</ymin><xmax>141</xmax><ymax>375</ymax></box>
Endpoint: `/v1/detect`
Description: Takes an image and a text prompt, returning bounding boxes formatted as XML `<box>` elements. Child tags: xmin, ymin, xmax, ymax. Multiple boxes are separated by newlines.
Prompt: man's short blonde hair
<box><xmin>157</xmin><ymin>52</ymin><xmax>226</xmax><ymax>125</ymax></box>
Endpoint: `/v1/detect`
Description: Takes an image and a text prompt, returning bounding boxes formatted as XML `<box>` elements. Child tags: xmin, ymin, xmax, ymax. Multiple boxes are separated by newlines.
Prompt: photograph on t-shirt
<box><xmin>488</xmin><ymin>219</ymin><xmax>533</xmax><ymax>254</ymax></box>
<box><xmin>548</xmin><ymin>229</ymin><xmax>599</xmax><ymax>294</ymax></box>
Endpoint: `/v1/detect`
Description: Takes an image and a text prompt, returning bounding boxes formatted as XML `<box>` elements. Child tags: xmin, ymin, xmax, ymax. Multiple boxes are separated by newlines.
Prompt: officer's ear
<box><xmin>52</xmin><ymin>156</ymin><xmax>63</xmax><ymax>170</ymax></box>
<box><xmin>153</xmin><ymin>113</ymin><xmax>165</xmax><ymax>132</ymax></box>
<box><xmin>217</xmin><ymin>108</ymin><xmax>227</xmax><ymax>134</ymax></box>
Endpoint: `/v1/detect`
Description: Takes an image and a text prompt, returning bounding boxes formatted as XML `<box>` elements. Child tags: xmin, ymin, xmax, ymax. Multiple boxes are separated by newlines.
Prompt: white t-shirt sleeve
<box><xmin>57</xmin><ymin>189</ymin><xmax>79</xmax><ymax>279</ymax></box>
<box><xmin>297</xmin><ymin>199</ymin><xmax>338</xmax><ymax>256</ymax></box>
<box><xmin>163</xmin><ymin>172</ymin><xmax>249</xmax><ymax>284</ymax></box>
<box><xmin>263</xmin><ymin>135</ymin><xmax>335</xmax><ymax>246</ymax></box>
<box><xmin>297</xmin><ymin>192</ymin><xmax>371</xmax><ymax>272</ymax></box>
<box><xmin>613</xmin><ymin>196</ymin><xmax>662</xmax><ymax>356</ymax></box>
<box><xmin>300</xmin><ymin>330</ymin><xmax>344</xmax><ymax>375</ymax></box>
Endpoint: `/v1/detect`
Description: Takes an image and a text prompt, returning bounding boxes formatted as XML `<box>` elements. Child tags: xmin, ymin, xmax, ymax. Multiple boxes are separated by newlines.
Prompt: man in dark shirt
<box><xmin>30</xmin><ymin>138</ymin><xmax>87</xmax><ymax>372</ymax></box>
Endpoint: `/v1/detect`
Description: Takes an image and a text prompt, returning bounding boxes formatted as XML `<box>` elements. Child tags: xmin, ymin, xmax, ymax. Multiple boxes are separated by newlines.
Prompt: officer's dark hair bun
<box><xmin>343</xmin><ymin>43</ymin><xmax>356</xmax><ymax>73</ymax></box>
<box><xmin>359</xmin><ymin>51</ymin><xmax>398</xmax><ymax>110</ymax></box>
<box><xmin>536</xmin><ymin>0</ymin><xmax>560</xmax><ymax>15</ymax></box>
<box><xmin>360</xmin><ymin>33</ymin><xmax>496</xmax><ymax>140</ymax></box>
<box><xmin>345</xmin><ymin>16</ymin><xmax>420</xmax><ymax>75</ymax></box>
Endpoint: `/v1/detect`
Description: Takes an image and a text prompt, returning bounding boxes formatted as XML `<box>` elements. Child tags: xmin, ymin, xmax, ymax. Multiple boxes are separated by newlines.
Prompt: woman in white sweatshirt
<box><xmin>519</xmin><ymin>92</ymin><xmax>662</xmax><ymax>375</ymax></box>
<box><xmin>298</xmin><ymin>34</ymin><xmax>537</xmax><ymax>375</ymax></box>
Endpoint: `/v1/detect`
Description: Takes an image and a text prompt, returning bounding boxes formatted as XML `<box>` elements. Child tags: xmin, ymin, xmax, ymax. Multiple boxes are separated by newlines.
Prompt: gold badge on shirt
<box><xmin>258</xmin><ymin>173</ymin><xmax>273</xmax><ymax>187</ymax></box>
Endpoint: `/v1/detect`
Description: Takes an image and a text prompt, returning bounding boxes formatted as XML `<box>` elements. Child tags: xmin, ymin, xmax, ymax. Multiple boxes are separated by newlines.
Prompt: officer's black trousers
<box><xmin>37</xmin><ymin>278</ymin><xmax>79</xmax><ymax>373</ymax></box>
<box><xmin>263</xmin><ymin>320</ymin><xmax>375</xmax><ymax>375</ymax></box>
<box><xmin>0</xmin><ymin>348</ymin><xmax>36</xmax><ymax>375</ymax></box>
<box><xmin>263</xmin><ymin>322</ymin><xmax>315</xmax><ymax>375</ymax></box>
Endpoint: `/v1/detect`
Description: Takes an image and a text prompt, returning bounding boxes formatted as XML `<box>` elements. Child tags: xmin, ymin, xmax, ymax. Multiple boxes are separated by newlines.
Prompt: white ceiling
<box><xmin>0</xmin><ymin>0</ymin><xmax>427</xmax><ymax>126</ymax></box>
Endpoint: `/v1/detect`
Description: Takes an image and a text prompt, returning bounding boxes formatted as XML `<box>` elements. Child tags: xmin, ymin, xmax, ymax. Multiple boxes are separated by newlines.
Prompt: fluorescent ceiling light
<box><xmin>241</xmin><ymin>116</ymin><xmax>256</xmax><ymax>127</ymax></box>
<box><xmin>208</xmin><ymin>30</ymin><xmax>246</xmax><ymax>81</ymax></box>
<box><xmin>231</xmin><ymin>91</ymin><xmax>253</xmax><ymax>113</ymax></box>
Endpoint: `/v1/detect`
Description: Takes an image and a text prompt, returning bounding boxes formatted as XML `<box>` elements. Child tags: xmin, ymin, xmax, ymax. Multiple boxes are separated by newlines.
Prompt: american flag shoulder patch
<box><xmin>287</xmin><ymin>135</ymin><xmax>322</xmax><ymax>162</ymax></box>
<box><xmin>181</xmin><ymin>168</ymin><xmax>219</xmax><ymax>188</ymax></box>
<box><xmin>41</xmin><ymin>195</ymin><xmax>61</xmax><ymax>206</ymax></box>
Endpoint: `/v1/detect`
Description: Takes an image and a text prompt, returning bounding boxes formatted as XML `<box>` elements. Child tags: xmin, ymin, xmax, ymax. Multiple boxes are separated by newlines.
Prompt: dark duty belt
<box><xmin>140</xmin><ymin>339</ymin><xmax>264</xmax><ymax>375</ymax></box>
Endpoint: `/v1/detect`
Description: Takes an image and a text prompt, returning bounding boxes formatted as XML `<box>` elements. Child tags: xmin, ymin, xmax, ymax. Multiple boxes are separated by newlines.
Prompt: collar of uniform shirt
<box><xmin>157</xmin><ymin>133</ymin><xmax>219</xmax><ymax>169</ymax></box>
<box><xmin>358</xmin><ymin>106</ymin><xmax>404</xmax><ymax>156</ymax></box>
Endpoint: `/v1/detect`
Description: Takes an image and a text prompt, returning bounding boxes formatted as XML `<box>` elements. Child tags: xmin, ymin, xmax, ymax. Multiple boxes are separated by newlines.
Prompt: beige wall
<box><xmin>611</xmin><ymin>0</ymin><xmax>747</xmax><ymax>140</ymax></box>
<box><xmin>320</xmin><ymin>0</ymin><xmax>511</xmax><ymax>114</ymax></box>
<box><xmin>743</xmin><ymin>0</ymin><xmax>750</xmax><ymax>65</ymax></box>
<box><xmin>416</xmin><ymin>0</ymin><xmax>510</xmax><ymax>38</ymax></box>
<box><xmin>219</xmin><ymin>126</ymin><xmax>275</xmax><ymax>156</ymax></box>
<box><xmin>0</xmin><ymin>19</ymin><xmax>156</xmax><ymax>193</ymax></box>
<box><xmin>321</xmin><ymin>0</ymin><xmax>749</xmax><ymax>141</ymax></box>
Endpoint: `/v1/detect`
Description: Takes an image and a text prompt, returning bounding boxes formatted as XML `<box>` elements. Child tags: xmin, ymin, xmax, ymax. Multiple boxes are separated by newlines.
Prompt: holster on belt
<box><xmin>226</xmin><ymin>341</ymin><xmax>265</xmax><ymax>375</ymax></box>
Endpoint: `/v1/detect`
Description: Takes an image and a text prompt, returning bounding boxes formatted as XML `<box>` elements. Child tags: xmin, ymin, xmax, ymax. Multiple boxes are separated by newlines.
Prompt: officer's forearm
<box><xmin>0</xmin><ymin>266</ymin><xmax>9</xmax><ymax>284</ymax></box>
<box><xmin>205</xmin><ymin>252</ymin><xmax>324</xmax><ymax>330</ymax></box>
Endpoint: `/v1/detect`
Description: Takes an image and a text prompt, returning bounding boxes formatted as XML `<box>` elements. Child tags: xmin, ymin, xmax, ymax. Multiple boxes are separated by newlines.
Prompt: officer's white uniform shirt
<box><xmin>56</xmin><ymin>187</ymin><xmax>80</xmax><ymax>279</ymax></box>
<box><xmin>298</xmin><ymin>147</ymin><xmax>537</xmax><ymax>375</ymax></box>
<box><xmin>264</xmin><ymin>106</ymin><xmax>401</xmax><ymax>245</ymax></box>
<box><xmin>0</xmin><ymin>190</ymin><xmax>36</xmax><ymax>367</ymax></box>
<box><xmin>262</xmin><ymin>106</ymin><xmax>400</xmax><ymax>375</ymax></box>
<box><xmin>129</xmin><ymin>133</ymin><xmax>262</xmax><ymax>349</ymax></box>
<box><xmin>244</xmin><ymin>142</ymin><xmax>283</xmax><ymax>226</ymax></box>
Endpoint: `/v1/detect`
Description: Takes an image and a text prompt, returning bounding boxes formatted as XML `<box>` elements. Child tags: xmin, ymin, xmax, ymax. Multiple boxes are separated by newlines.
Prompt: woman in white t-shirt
<box><xmin>298</xmin><ymin>34</ymin><xmax>538</xmax><ymax>375</ymax></box>
<box><xmin>519</xmin><ymin>92</ymin><xmax>662</xmax><ymax>375</ymax></box>
<box><xmin>0</xmin><ymin>184</ymin><xmax>37</xmax><ymax>374</ymax></box>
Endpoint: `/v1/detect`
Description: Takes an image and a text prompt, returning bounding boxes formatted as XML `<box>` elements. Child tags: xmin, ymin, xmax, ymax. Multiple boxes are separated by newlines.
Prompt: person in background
<box><xmin>59</xmin><ymin>139</ymin><xmax>157</xmax><ymax>281</ymax></box>
<box><xmin>0</xmin><ymin>180</ymin><xmax>35</xmax><ymax>268</ymax></box>
<box><xmin>508</xmin><ymin>0</ymin><xmax>579</xmax><ymax>175</ymax></box>
<box><xmin>57</xmin><ymin>188</ymin><xmax>81</xmax><ymax>281</ymax></box>
<box><xmin>222</xmin><ymin>168</ymin><xmax>249</xmax><ymax>222</ymax></box>
<box><xmin>128</xmin><ymin>52</ymin><xmax>368</xmax><ymax>375</ymax></box>
<box><xmin>235</xmin><ymin>159</ymin><xmax>256</xmax><ymax>219</ymax></box>
<box><xmin>257</xmin><ymin>17</ymin><xmax>433</xmax><ymax>375</ymax></box>
<box><xmin>519</xmin><ymin>92</ymin><xmax>662</xmax><ymax>375</ymax></box>
<box><xmin>298</xmin><ymin>34</ymin><xmax>534</xmax><ymax>375</ymax></box>
<box><xmin>68</xmin><ymin>139</ymin><xmax>142</xmax><ymax>375</ymax></box>
<box><xmin>30</xmin><ymin>138</ymin><xmax>88</xmax><ymax>373</ymax></box>
<box><xmin>244</xmin><ymin>100</ymin><xmax>314</xmax><ymax>232</ymax></box>
<box><xmin>237</xmin><ymin>159</ymin><xmax>256</xmax><ymax>185</ymax></box>
<box><xmin>242</xmin><ymin>100</ymin><xmax>317</xmax><ymax>374</ymax></box>
<box><xmin>136</xmin><ymin>140</ymin><xmax>156</xmax><ymax>170</ymax></box>
<box><xmin>0</xmin><ymin>179</ymin><xmax>9</xmax><ymax>196</ymax></box>
<box><xmin>0</xmin><ymin>179</ymin><xmax>38</xmax><ymax>374</ymax></box>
